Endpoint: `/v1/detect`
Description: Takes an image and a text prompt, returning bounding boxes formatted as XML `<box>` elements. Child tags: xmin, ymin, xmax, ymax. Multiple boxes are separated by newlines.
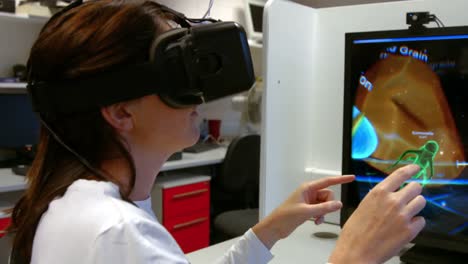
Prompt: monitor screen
<box><xmin>0</xmin><ymin>93</ymin><xmax>40</xmax><ymax>149</ymax></box>
<box><xmin>342</xmin><ymin>26</ymin><xmax>468</xmax><ymax>254</ymax></box>
<box><xmin>244</xmin><ymin>0</ymin><xmax>264</xmax><ymax>41</ymax></box>
<box><xmin>249</xmin><ymin>3</ymin><xmax>263</xmax><ymax>33</ymax></box>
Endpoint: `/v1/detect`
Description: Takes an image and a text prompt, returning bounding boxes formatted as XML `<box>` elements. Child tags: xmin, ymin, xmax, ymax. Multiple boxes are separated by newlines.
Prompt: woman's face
<box><xmin>128</xmin><ymin>94</ymin><xmax>200</xmax><ymax>154</ymax></box>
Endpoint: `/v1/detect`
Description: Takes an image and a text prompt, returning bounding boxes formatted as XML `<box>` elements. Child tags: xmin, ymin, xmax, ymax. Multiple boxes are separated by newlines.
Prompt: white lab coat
<box><xmin>31</xmin><ymin>179</ymin><xmax>273</xmax><ymax>264</ymax></box>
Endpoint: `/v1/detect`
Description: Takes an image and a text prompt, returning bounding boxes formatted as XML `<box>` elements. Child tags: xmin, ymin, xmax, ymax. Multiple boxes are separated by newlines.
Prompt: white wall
<box><xmin>260</xmin><ymin>0</ymin><xmax>320</xmax><ymax>220</ymax></box>
<box><xmin>0</xmin><ymin>16</ymin><xmax>43</xmax><ymax>77</ymax></box>
<box><xmin>156</xmin><ymin>0</ymin><xmax>246</xmax><ymax>23</ymax></box>
<box><xmin>261</xmin><ymin>0</ymin><xmax>468</xmax><ymax>223</ymax></box>
<box><xmin>295</xmin><ymin>0</ymin><xmax>405</xmax><ymax>8</ymax></box>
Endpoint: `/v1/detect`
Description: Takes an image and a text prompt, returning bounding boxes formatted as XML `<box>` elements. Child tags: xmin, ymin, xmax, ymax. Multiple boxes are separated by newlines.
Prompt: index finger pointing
<box><xmin>309</xmin><ymin>175</ymin><xmax>355</xmax><ymax>190</ymax></box>
<box><xmin>378</xmin><ymin>164</ymin><xmax>421</xmax><ymax>192</ymax></box>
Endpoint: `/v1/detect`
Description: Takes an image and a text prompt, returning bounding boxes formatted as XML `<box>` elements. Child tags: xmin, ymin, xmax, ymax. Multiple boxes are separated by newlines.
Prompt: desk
<box><xmin>161</xmin><ymin>148</ymin><xmax>226</xmax><ymax>171</ymax></box>
<box><xmin>187</xmin><ymin>221</ymin><xmax>404</xmax><ymax>264</ymax></box>
<box><xmin>0</xmin><ymin>147</ymin><xmax>227</xmax><ymax>217</ymax></box>
<box><xmin>0</xmin><ymin>147</ymin><xmax>227</xmax><ymax>193</ymax></box>
<box><xmin>0</xmin><ymin>169</ymin><xmax>27</xmax><ymax>192</ymax></box>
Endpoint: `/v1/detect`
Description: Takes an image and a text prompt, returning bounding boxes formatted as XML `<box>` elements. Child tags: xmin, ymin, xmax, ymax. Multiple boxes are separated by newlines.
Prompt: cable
<box><xmin>429</xmin><ymin>14</ymin><xmax>445</xmax><ymax>28</ymax></box>
<box><xmin>202</xmin><ymin>0</ymin><xmax>215</xmax><ymax>19</ymax></box>
<box><xmin>39</xmin><ymin>116</ymin><xmax>107</xmax><ymax>180</ymax></box>
<box><xmin>435</xmin><ymin>16</ymin><xmax>445</xmax><ymax>27</ymax></box>
<box><xmin>39</xmin><ymin>116</ymin><xmax>141</xmax><ymax>208</ymax></box>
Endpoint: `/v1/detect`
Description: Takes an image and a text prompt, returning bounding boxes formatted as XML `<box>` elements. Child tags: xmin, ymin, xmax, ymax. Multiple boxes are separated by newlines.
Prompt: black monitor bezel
<box><xmin>341</xmin><ymin>25</ymin><xmax>468</xmax><ymax>254</ymax></box>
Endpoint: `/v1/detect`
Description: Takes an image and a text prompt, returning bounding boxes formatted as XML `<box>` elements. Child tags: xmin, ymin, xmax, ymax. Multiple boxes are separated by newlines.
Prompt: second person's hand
<box><xmin>329</xmin><ymin>164</ymin><xmax>426</xmax><ymax>264</ymax></box>
<box><xmin>253</xmin><ymin>175</ymin><xmax>355</xmax><ymax>249</ymax></box>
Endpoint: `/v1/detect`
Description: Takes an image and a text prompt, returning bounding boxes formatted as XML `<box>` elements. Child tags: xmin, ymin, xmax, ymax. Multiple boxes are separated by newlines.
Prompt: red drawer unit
<box><xmin>164</xmin><ymin>209</ymin><xmax>210</xmax><ymax>253</ymax></box>
<box><xmin>0</xmin><ymin>217</ymin><xmax>11</xmax><ymax>239</ymax></box>
<box><xmin>153</xmin><ymin>175</ymin><xmax>211</xmax><ymax>253</ymax></box>
<box><xmin>163</xmin><ymin>181</ymin><xmax>210</xmax><ymax>220</ymax></box>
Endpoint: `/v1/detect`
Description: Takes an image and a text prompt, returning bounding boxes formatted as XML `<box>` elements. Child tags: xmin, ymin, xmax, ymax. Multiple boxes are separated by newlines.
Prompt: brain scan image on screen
<box><xmin>352</xmin><ymin>54</ymin><xmax>466</xmax><ymax>183</ymax></box>
<box><xmin>348</xmin><ymin>37</ymin><xmax>468</xmax><ymax>236</ymax></box>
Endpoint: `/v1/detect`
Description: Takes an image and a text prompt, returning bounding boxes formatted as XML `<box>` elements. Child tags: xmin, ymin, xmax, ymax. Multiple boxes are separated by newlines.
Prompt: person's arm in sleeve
<box><xmin>213</xmin><ymin>166</ymin><xmax>426</xmax><ymax>264</ymax></box>
<box><xmin>213</xmin><ymin>228</ymin><xmax>273</xmax><ymax>264</ymax></box>
<box><xmin>213</xmin><ymin>175</ymin><xmax>355</xmax><ymax>264</ymax></box>
<box><xmin>89</xmin><ymin>218</ymin><xmax>189</xmax><ymax>264</ymax></box>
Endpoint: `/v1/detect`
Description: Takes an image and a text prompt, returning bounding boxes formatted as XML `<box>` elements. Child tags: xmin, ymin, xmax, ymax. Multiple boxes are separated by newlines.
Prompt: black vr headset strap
<box><xmin>28</xmin><ymin>63</ymin><xmax>161</xmax><ymax>116</ymax></box>
<box><xmin>28</xmin><ymin>2</ymin><xmax>254</xmax><ymax>115</ymax></box>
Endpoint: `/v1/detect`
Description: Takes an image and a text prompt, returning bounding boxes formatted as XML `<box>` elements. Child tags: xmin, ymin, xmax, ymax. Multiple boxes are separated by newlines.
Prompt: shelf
<box><xmin>156</xmin><ymin>174</ymin><xmax>211</xmax><ymax>189</ymax></box>
<box><xmin>0</xmin><ymin>82</ymin><xmax>27</xmax><ymax>94</ymax></box>
<box><xmin>0</xmin><ymin>169</ymin><xmax>27</xmax><ymax>193</ymax></box>
<box><xmin>0</xmin><ymin>11</ymin><xmax>48</xmax><ymax>24</ymax></box>
<box><xmin>161</xmin><ymin>147</ymin><xmax>227</xmax><ymax>172</ymax></box>
<box><xmin>0</xmin><ymin>82</ymin><xmax>26</xmax><ymax>89</ymax></box>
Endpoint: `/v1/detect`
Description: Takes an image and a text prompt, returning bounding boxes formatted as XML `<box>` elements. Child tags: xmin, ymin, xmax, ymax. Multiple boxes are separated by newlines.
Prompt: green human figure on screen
<box><xmin>387</xmin><ymin>140</ymin><xmax>439</xmax><ymax>186</ymax></box>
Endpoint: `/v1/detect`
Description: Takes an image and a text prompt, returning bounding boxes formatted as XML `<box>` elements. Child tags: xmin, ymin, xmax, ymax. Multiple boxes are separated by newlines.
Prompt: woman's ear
<box><xmin>101</xmin><ymin>103</ymin><xmax>134</xmax><ymax>132</ymax></box>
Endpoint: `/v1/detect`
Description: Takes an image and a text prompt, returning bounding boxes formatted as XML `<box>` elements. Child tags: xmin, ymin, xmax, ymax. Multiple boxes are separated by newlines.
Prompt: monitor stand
<box><xmin>400</xmin><ymin>245</ymin><xmax>468</xmax><ymax>264</ymax></box>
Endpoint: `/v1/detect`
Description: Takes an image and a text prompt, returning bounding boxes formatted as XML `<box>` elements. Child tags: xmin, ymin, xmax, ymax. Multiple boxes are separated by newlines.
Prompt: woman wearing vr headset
<box><xmin>7</xmin><ymin>0</ymin><xmax>426</xmax><ymax>263</ymax></box>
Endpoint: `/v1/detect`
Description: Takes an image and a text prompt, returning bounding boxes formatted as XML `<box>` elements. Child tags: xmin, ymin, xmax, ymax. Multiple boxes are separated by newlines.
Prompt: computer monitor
<box><xmin>0</xmin><ymin>91</ymin><xmax>40</xmax><ymax>164</ymax></box>
<box><xmin>244</xmin><ymin>0</ymin><xmax>265</xmax><ymax>43</ymax></box>
<box><xmin>341</xmin><ymin>26</ymin><xmax>468</xmax><ymax>263</ymax></box>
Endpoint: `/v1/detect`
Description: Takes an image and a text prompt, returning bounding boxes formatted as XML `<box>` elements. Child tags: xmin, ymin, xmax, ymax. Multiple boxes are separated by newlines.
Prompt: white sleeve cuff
<box><xmin>213</xmin><ymin>228</ymin><xmax>274</xmax><ymax>264</ymax></box>
<box><xmin>244</xmin><ymin>228</ymin><xmax>274</xmax><ymax>262</ymax></box>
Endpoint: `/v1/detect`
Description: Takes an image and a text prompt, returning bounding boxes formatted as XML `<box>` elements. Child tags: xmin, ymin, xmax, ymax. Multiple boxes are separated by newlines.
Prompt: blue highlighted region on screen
<box><xmin>355</xmin><ymin>175</ymin><xmax>468</xmax><ymax>186</ymax></box>
<box><xmin>353</xmin><ymin>35</ymin><xmax>468</xmax><ymax>44</ymax></box>
<box><xmin>351</xmin><ymin>106</ymin><xmax>378</xmax><ymax>159</ymax></box>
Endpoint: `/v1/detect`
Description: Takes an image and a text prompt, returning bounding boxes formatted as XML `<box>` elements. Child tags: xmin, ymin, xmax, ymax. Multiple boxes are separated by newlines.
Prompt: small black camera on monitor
<box><xmin>406</xmin><ymin>12</ymin><xmax>432</xmax><ymax>30</ymax></box>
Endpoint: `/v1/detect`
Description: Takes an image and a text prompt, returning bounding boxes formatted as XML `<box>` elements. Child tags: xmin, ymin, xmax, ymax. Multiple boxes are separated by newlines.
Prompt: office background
<box><xmin>0</xmin><ymin>0</ymin><xmax>424</xmax><ymax>262</ymax></box>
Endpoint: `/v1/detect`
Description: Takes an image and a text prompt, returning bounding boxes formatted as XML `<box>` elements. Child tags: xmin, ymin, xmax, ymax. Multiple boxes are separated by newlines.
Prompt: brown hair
<box><xmin>7</xmin><ymin>0</ymin><xmax>174</xmax><ymax>262</ymax></box>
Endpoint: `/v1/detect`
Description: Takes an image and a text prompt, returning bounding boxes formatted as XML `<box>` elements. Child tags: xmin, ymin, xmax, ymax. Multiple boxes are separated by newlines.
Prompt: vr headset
<box><xmin>28</xmin><ymin>0</ymin><xmax>255</xmax><ymax>117</ymax></box>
